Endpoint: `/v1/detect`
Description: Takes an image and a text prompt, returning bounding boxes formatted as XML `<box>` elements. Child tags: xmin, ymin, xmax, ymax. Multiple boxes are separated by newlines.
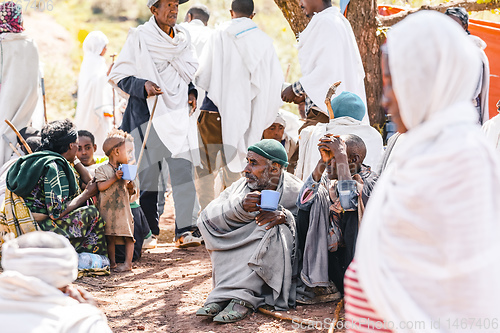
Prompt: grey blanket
<box><xmin>198</xmin><ymin>172</ymin><xmax>303</xmax><ymax>310</ymax></box>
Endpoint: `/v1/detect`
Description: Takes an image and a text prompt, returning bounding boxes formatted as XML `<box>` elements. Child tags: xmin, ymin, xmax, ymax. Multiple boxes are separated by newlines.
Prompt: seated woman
<box><xmin>5</xmin><ymin>119</ymin><xmax>107</xmax><ymax>255</ymax></box>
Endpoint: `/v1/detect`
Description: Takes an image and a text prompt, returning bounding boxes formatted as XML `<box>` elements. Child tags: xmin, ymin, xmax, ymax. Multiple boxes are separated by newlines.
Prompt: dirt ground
<box><xmin>76</xmin><ymin>196</ymin><xmax>346</xmax><ymax>333</ymax></box>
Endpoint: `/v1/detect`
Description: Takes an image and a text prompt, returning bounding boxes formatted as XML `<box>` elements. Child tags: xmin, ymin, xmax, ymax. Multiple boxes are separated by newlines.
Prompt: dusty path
<box><xmin>76</xmin><ymin>197</ymin><xmax>345</xmax><ymax>332</ymax></box>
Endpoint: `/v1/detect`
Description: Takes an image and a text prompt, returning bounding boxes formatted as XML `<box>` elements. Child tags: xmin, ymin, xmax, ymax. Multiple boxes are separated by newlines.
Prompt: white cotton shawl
<box><xmin>295</xmin><ymin>116</ymin><xmax>383</xmax><ymax>180</ymax></box>
<box><xmin>0</xmin><ymin>33</ymin><xmax>40</xmax><ymax>166</ymax></box>
<box><xmin>356</xmin><ymin>11</ymin><xmax>500</xmax><ymax>332</ymax></box>
<box><xmin>482</xmin><ymin>113</ymin><xmax>500</xmax><ymax>157</ymax></box>
<box><xmin>75</xmin><ymin>31</ymin><xmax>112</xmax><ymax>155</ymax></box>
<box><xmin>297</xmin><ymin>7</ymin><xmax>367</xmax><ymax>123</ymax></box>
<box><xmin>109</xmin><ymin>17</ymin><xmax>199</xmax><ymax>162</ymax></box>
<box><xmin>195</xmin><ymin>18</ymin><xmax>284</xmax><ymax>173</ymax></box>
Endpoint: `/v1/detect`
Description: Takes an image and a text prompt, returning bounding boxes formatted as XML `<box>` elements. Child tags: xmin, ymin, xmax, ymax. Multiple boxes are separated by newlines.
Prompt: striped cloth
<box><xmin>344</xmin><ymin>261</ymin><xmax>393</xmax><ymax>333</ymax></box>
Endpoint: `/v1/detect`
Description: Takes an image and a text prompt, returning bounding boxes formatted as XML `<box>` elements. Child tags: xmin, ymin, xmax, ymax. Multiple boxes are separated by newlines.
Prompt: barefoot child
<box><xmin>95</xmin><ymin>129</ymin><xmax>136</xmax><ymax>272</ymax></box>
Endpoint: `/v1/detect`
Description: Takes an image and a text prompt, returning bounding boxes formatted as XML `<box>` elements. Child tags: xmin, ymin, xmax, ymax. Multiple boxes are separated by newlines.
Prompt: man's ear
<box><xmin>186</xmin><ymin>13</ymin><xmax>192</xmax><ymax>22</ymax></box>
<box><xmin>349</xmin><ymin>154</ymin><xmax>360</xmax><ymax>165</ymax></box>
<box><xmin>270</xmin><ymin>162</ymin><xmax>281</xmax><ymax>174</ymax></box>
<box><xmin>229</xmin><ymin>9</ymin><xmax>235</xmax><ymax>19</ymax></box>
<box><xmin>150</xmin><ymin>5</ymin><xmax>157</xmax><ymax>16</ymax></box>
<box><xmin>93</xmin><ymin>144</ymin><xmax>97</xmax><ymax>153</ymax></box>
<box><xmin>249</xmin><ymin>12</ymin><xmax>255</xmax><ymax>19</ymax></box>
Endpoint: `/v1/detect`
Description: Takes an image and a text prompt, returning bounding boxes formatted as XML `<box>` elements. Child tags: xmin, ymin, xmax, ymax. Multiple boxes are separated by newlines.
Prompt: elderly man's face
<box><xmin>243</xmin><ymin>151</ymin><xmax>280</xmax><ymax>191</ymax></box>
<box><xmin>151</xmin><ymin>0</ymin><xmax>179</xmax><ymax>30</ymax></box>
<box><xmin>262</xmin><ymin>123</ymin><xmax>285</xmax><ymax>142</ymax></box>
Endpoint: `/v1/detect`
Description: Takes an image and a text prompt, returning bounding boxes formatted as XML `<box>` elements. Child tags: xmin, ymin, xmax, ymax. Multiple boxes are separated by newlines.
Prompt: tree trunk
<box><xmin>273</xmin><ymin>0</ymin><xmax>310</xmax><ymax>37</ymax></box>
<box><xmin>346</xmin><ymin>0</ymin><xmax>385</xmax><ymax>129</ymax></box>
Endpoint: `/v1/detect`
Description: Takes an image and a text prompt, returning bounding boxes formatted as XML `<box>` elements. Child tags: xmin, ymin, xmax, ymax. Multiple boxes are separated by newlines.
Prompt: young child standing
<box><xmin>95</xmin><ymin>129</ymin><xmax>136</xmax><ymax>272</ymax></box>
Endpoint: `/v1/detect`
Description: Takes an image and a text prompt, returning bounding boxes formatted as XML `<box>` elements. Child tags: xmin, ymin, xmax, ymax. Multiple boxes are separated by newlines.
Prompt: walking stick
<box><xmin>109</xmin><ymin>54</ymin><xmax>117</xmax><ymax>127</ymax></box>
<box><xmin>4</xmin><ymin>120</ymin><xmax>32</xmax><ymax>154</ymax></box>
<box><xmin>2</xmin><ymin>134</ymin><xmax>21</xmax><ymax>157</ymax></box>
<box><xmin>136</xmin><ymin>95</ymin><xmax>159</xmax><ymax>174</ymax></box>
<box><xmin>41</xmin><ymin>77</ymin><xmax>48</xmax><ymax>124</ymax></box>
<box><xmin>325</xmin><ymin>81</ymin><xmax>342</xmax><ymax>120</ymax></box>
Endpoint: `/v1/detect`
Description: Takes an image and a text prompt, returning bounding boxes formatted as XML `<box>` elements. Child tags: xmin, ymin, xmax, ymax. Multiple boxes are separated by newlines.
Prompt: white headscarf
<box><xmin>355</xmin><ymin>11</ymin><xmax>500</xmax><ymax>332</ymax></box>
<box><xmin>1</xmin><ymin>232</ymin><xmax>78</xmax><ymax>289</ymax></box>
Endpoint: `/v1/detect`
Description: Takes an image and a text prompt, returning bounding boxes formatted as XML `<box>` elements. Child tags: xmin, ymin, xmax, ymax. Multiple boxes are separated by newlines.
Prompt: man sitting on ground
<box><xmin>0</xmin><ymin>231</ymin><xmax>112</xmax><ymax>332</ymax></box>
<box><xmin>296</xmin><ymin>134</ymin><xmax>378</xmax><ymax>303</ymax></box>
<box><xmin>197</xmin><ymin>139</ymin><xmax>303</xmax><ymax>323</ymax></box>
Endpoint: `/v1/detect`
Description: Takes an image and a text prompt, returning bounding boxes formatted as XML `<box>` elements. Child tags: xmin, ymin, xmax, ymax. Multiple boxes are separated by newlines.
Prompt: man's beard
<box><xmin>246</xmin><ymin>168</ymin><xmax>271</xmax><ymax>191</ymax></box>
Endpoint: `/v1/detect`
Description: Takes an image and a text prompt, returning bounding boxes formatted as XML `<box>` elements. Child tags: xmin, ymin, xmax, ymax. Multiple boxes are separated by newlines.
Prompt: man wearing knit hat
<box><xmin>197</xmin><ymin>139</ymin><xmax>303</xmax><ymax>323</ymax></box>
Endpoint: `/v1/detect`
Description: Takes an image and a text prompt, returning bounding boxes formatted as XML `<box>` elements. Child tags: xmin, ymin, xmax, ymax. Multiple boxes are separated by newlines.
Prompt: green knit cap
<box><xmin>248</xmin><ymin>139</ymin><xmax>289</xmax><ymax>167</ymax></box>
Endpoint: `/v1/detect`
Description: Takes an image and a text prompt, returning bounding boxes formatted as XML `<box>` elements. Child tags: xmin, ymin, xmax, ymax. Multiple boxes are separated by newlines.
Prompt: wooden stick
<box><xmin>109</xmin><ymin>54</ymin><xmax>117</xmax><ymax>127</ymax></box>
<box><xmin>41</xmin><ymin>77</ymin><xmax>48</xmax><ymax>124</ymax></box>
<box><xmin>4</xmin><ymin>120</ymin><xmax>32</xmax><ymax>154</ymax></box>
<box><xmin>284</xmin><ymin>63</ymin><xmax>291</xmax><ymax>83</ymax></box>
<box><xmin>329</xmin><ymin>299</ymin><xmax>344</xmax><ymax>333</ymax></box>
<box><xmin>257</xmin><ymin>307</ymin><xmax>319</xmax><ymax>327</ymax></box>
<box><xmin>136</xmin><ymin>95</ymin><xmax>159</xmax><ymax>173</ymax></box>
<box><xmin>2</xmin><ymin>134</ymin><xmax>21</xmax><ymax>157</ymax></box>
<box><xmin>325</xmin><ymin>81</ymin><xmax>342</xmax><ymax>120</ymax></box>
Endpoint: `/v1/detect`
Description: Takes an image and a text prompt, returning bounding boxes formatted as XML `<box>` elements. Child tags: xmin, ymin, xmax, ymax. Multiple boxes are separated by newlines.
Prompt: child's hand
<box><xmin>115</xmin><ymin>170</ymin><xmax>123</xmax><ymax>180</ymax></box>
<box><xmin>126</xmin><ymin>181</ymin><xmax>134</xmax><ymax>190</ymax></box>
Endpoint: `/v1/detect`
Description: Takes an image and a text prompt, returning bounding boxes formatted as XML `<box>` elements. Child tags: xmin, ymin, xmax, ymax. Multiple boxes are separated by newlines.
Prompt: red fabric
<box><xmin>378</xmin><ymin>5</ymin><xmax>500</xmax><ymax>119</ymax></box>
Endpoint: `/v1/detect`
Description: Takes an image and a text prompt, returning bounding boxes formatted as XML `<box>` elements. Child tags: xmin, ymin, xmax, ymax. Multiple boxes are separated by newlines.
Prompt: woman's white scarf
<box><xmin>297</xmin><ymin>7</ymin><xmax>367</xmax><ymax>123</ymax></box>
<box><xmin>356</xmin><ymin>12</ymin><xmax>500</xmax><ymax>332</ymax></box>
<box><xmin>109</xmin><ymin>16</ymin><xmax>199</xmax><ymax>162</ymax></box>
<box><xmin>75</xmin><ymin>31</ymin><xmax>112</xmax><ymax>155</ymax></box>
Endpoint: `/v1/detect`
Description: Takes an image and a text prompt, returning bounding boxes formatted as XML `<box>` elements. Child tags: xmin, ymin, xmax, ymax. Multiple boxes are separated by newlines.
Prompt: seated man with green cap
<box><xmin>295</xmin><ymin>91</ymin><xmax>383</xmax><ymax>180</ymax></box>
<box><xmin>197</xmin><ymin>139</ymin><xmax>303</xmax><ymax>323</ymax></box>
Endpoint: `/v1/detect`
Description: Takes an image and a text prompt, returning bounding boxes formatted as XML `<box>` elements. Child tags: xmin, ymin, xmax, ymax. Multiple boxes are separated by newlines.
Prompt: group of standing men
<box><xmin>107</xmin><ymin>0</ymin><xmax>368</xmax><ymax>248</ymax></box>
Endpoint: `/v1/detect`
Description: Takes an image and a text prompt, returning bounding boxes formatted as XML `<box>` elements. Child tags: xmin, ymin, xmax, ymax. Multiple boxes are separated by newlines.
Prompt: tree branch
<box><xmin>273</xmin><ymin>0</ymin><xmax>310</xmax><ymax>36</ymax></box>
<box><xmin>379</xmin><ymin>0</ymin><xmax>500</xmax><ymax>26</ymax></box>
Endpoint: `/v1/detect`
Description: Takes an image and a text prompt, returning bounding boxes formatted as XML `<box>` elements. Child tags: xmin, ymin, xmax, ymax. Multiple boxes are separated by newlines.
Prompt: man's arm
<box><xmin>117</xmin><ymin>77</ymin><xmax>164</xmax><ymax>99</ymax></box>
<box><xmin>188</xmin><ymin>82</ymin><xmax>198</xmax><ymax>114</ymax></box>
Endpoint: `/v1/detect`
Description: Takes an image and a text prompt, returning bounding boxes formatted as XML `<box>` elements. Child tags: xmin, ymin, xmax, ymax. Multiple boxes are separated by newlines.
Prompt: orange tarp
<box><xmin>378</xmin><ymin>5</ymin><xmax>500</xmax><ymax>119</ymax></box>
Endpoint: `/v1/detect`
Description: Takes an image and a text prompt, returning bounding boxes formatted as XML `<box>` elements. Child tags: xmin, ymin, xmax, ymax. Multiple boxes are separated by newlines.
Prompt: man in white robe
<box><xmin>281</xmin><ymin>0</ymin><xmax>366</xmax><ymax>125</ymax></box>
<box><xmin>0</xmin><ymin>232</ymin><xmax>112</xmax><ymax>332</ymax></box>
<box><xmin>195</xmin><ymin>0</ymin><xmax>284</xmax><ymax>210</ymax></box>
<box><xmin>295</xmin><ymin>92</ymin><xmax>383</xmax><ymax>180</ymax></box>
<box><xmin>74</xmin><ymin>31</ymin><xmax>113</xmax><ymax>155</ymax></box>
<box><xmin>109</xmin><ymin>0</ymin><xmax>202</xmax><ymax>247</ymax></box>
<box><xmin>0</xmin><ymin>2</ymin><xmax>40</xmax><ymax>166</ymax></box>
<box><xmin>482</xmin><ymin>100</ymin><xmax>500</xmax><ymax>158</ymax></box>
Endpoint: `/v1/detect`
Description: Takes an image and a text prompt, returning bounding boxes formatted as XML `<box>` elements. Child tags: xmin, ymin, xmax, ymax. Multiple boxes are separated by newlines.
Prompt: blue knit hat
<box><xmin>248</xmin><ymin>139</ymin><xmax>289</xmax><ymax>167</ymax></box>
<box><xmin>331</xmin><ymin>91</ymin><xmax>366</xmax><ymax>121</ymax></box>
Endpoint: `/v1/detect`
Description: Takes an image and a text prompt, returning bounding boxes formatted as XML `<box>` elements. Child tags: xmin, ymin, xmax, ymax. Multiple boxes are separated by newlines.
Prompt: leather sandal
<box><xmin>212</xmin><ymin>299</ymin><xmax>254</xmax><ymax>323</ymax></box>
<box><xmin>196</xmin><ymin>301</ymin><xmax>227</xmax><ymax>318</ymax></box>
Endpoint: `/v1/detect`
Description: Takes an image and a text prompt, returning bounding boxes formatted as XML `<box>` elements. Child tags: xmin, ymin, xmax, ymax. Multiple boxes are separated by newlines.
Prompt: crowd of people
<box><xmin>0</xmin><ymin>0</ymin><xmax>499</xmax><ymax>331</ymax></box>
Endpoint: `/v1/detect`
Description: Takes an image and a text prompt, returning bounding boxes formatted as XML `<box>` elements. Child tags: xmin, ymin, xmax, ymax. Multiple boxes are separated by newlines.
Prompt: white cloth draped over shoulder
<box><xmin>298</xmin><ymin>7</ymin><xmax>367</xmax><ymax>123</ymax></box>
<box><xmin>75</xmin><ymin>31</ymin><xmax>112</xmax><ymax>155</ymax></box>
<box><xmin>0</xmin><ymin>32</ymin><xmax>40</xmax><ymax>166</ymax></box>
<box><xmin>195</xmin><ymin>18</ymin><xmax>284</xmax><ymax>173</ymax></box>
<box><xmin>109</xmin><ymin>16</ymin><xmax>199</xmax><ymax>163</ymax></box>
<box><xmin>355</xmin><ymin>12</ymin><xmax>500</xmax><ymax>332</ymax></box>
<box><xmin>470</xmin><ymin>35</ymin><xmax>490</xmax><ymax>124</ymax></box>
<box><xmin>0</xmin><ymin>233</ymin><xmax>112</xmax><ymax>332</ymax></box>
<box><xmin>482</xmin><ymin>113</ymin><xmax>500</xmax><ymax>157</ymax></box>
<box><xmin>295</xmin><ymin>116</ymin><xmax>383</xmax><ymax>180</ymax></box>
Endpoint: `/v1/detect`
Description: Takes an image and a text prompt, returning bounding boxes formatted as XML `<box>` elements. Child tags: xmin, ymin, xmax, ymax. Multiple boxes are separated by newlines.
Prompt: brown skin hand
<box><xmin>281</xmin><ymin>85</ymin><xmax>306</xmax><ymax>104</ymax></box>
<box><xmin>313</xmin><ymin>135</ymin><xmax>361</xmax><ymax>182</ymax></box>
<box><xmin>381</xmin><ymin>53</ymin><xmax>407</xmax><ymax>133</ymax></box>
<box><xmin>241</xmin><ymin>151</ymin><xmax>286</xmax><ymax>230</ymax></box>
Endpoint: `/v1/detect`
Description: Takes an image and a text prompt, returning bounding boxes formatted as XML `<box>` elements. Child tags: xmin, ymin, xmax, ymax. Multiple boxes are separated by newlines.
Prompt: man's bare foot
<box><xmin>110</xmin><ymin>263</ymin><xmax>117</xmax><ymax>269</ymax></box>
<box><xmin>114</xmin><ymin>263</ymin><xmax>132</xmax><ymax>272</ymax></box>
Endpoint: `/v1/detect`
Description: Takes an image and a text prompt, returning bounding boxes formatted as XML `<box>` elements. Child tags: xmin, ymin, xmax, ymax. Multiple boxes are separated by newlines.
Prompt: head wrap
<box><xmin>248</xmin><ymin>139</ymin><xmax>289</xmax><ymax>167</ymax></box>
<box><xmin>273</xmin><ymin>112</ymin><xmax>287</xmax><ymax>127</ymax></box>
<box><xmin>147</xmin><ymin>0</ymin><xmax>189</xmax><ymax>8</ymax></box>
<box><xmin>83</xmin><ymin>31</ymin><xmax>108</xmax><ymax>56</ymax></box>
<box><xmin>1</xmin><ymin>232</ymin><xmax>78</xmax><ymax>288</ymax></box>
<box><xmin>330</xmin><ymin>91</ymin><xmax>366</xmax><ymax>121</ymax></box>
<box><xmin>0</xmin><ymin>1</ymin><xmax>23</xmax><ymax>34</ymax></box>
<box><xmin>445</xmin><ymin>7</ymin><xmax>470</xmax><ymax>34</ymax></box>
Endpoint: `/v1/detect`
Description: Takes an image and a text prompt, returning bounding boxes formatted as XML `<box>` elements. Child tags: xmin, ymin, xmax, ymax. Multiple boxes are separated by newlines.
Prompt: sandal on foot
<box><xmin>196</xmin><ymin>302</ymin><xmax>227</xmax><ymax>318</ymax></box>
<box><xmin>213</xmin><ymin>299</ymin><xmax>254</xmax><ymax>323</ymax></box>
